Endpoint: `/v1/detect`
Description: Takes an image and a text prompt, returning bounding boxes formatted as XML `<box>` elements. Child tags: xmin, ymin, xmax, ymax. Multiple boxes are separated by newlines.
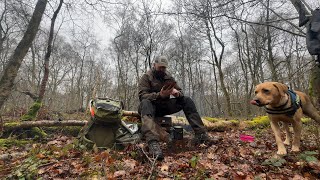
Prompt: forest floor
<box><xmin>1</xmin><ymin>116</ymin><xmax>320</xmax><ymax>179</ymax></box>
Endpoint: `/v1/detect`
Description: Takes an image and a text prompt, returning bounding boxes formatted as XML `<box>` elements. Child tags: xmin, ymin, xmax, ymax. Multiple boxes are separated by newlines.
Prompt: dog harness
<box><xmin>264</xmin><ymin>90</ymin><xmax>301</xmax><ymax>117</ymax></box>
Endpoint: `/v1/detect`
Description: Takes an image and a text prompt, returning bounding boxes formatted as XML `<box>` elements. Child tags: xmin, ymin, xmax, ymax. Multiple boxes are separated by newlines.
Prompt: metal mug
<box><xmin>170</xmin><ymin>126</ymin><xmax>183</xmax><ymax>140</ymax></box>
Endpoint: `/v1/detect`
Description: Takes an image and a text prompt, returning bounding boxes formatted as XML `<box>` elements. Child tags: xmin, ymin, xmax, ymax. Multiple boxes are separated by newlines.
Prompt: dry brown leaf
<box><xmin>308</xmin><ymin>161</ymin><xmax>320</xmax><ymax>171</ymax></box>
<box><xmin>160</xmin><ymin>164</ymin><xmax>169</xmax><ymax>172</ymax></box>
<box><xmin>207</xmin><ymin>152</ymin><xmax>215</xmax><ymax>160</ymax></box>
<box><xmin>123</xmin><ymin>159</ymin><xmax>137</xmax><ymax>170</ymax></box>
<box><xmin>114</xmin><ymin>170</ymin><xmax>126</xmax><ymax>178</ymax></box>
<box><xmin>38</xmin><ymin>168</ymin><xmax>45</xmax><ymax>175</ymax></box>
<box><xmin>47</xmin><ymin>140</ymin><xmax>61</xmax><ymax>145</ymax></box>
<box><xmin>292</xmin><ymin>174</ymin><xmax>307</xmax><ymax>180</ymax></box>
<box><xmin>235</xmin><ymin>171</ymin><xmax>246</xmax><ymax>178</ymax></box>
<box><xmin>36</xmin><ymin>153</ymin><xmax>45</xmax><ymax>159</ymax></box>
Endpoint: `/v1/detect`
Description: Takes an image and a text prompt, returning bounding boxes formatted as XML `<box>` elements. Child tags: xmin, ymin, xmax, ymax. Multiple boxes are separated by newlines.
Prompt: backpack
<box><xmin>78</xmin><ymin>98</ymin><xmax>141</xmax><ymax>150</ymax></box>
<box><xmin>306</xmin><ymin>8</ymin><xmax>320</xmax><ymax>55</ymax></box>
<box><xmin>78</xmin><ymin>119</ymin><xmax>141</xmax><ymax>150</ymax></box>
<box><xmin>89</xmin><ymin>98</ymin><xmax>123</xmax><ymax>124</ymax></box>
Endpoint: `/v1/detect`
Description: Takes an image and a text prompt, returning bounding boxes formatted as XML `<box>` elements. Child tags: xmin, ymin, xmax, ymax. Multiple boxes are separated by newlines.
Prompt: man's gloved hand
<box><xmin>171</xmin><ymin>88</ymin><xmax>180</xmax><ymax>97</ymax></box>
<box><xmin>160</xmin><ymin>86</ymin><xmax>173</xmax><ymax>98</ymax></box>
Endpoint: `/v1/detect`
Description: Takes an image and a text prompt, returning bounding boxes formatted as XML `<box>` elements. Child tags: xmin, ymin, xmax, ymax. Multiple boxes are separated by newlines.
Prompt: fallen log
<box><xmin>122</xmin><ymin>110</ymin><xmax>140</xmax><ymax>117</ymax></box>
<box><xmin>3</xmin><ymin>120</ymin><xmax>87</xmax><ymax>131</ymax></box>
<box><xmin>2</xmin><ymin>111</ymin><xmax>239</xmax><ymax>132</ymax></box>
<box><xmin>2</xmin><ymin>110</ymin><xmax>140</xmax><ymax>131</ymax></box>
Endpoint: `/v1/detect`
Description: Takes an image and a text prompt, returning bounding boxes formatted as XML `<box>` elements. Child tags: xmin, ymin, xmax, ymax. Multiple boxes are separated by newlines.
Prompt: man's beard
<box><xmin>154</xmin><ymin>70</ymin><xmax>166</xmax><ymax>80</ymax></box>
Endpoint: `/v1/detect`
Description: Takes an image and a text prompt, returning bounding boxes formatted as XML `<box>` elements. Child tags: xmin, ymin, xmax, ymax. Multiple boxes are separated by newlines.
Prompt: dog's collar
<box><xmin>264</xmin><ymin>90</ymin><xmax>301</xmax><ymax>117</ymax></box>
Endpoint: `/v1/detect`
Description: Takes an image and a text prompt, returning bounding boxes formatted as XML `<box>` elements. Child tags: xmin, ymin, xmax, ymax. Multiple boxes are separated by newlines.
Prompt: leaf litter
<box><xmin>1</xmin><ymin>126</ymin><xmax>320</xmax><ymax>179</ymax></box>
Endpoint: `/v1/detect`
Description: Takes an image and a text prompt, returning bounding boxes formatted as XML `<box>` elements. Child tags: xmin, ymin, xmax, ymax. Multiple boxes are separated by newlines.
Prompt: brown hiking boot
<box><xmin>148</xmin><ymin>140</ymin><xmax>164</xmax><ymax>160</ymax></box>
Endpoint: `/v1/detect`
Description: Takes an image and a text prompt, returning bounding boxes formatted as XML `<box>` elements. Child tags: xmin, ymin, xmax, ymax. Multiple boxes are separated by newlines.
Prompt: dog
<box><xmin>250</xmin><ymin>82</ymin><xmax>320</xmax><ymax>155</ymax></box>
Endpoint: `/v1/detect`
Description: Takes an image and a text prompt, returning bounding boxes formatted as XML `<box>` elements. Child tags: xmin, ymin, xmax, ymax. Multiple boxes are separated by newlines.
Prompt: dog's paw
<box><xmin>291</xmin><ymin>146</ymin><xmax>300</xmax><ymax>152</ymax></box>
<box><xmin>277</xmin><ymin>149</ymin><xmax>287</xmax><ymax>155</ymax></box>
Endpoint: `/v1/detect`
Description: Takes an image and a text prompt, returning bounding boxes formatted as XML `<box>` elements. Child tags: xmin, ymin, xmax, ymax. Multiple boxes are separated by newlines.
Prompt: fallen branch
<box><xmin>122</xmin><ymin>110</ymin><xmax>140</xmax><ymax>117</ymax></box>
<box><xmin>2</xmin><ymin>110</ymin><xmax>140</xmax><ymax>131</ymax></box>
<box><xmin>2</xmin><ymin>111</ymin><xmax>239</xmax><ymax>132</ymax></box>
<box><xmin>3</xmin><ymin>120</ymin><xmax>87</xmax><ymax>131</ymax></box>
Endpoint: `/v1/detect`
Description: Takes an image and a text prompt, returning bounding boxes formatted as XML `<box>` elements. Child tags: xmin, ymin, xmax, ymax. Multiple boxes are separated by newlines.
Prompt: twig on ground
<box><xmin>136</xmin><ymin>144</ymin><xmax>158</xmax><ymax>179</ymax></box>
<box><xmin>147</xmin><ymin>157</ymin><xmax>158</xmax><ymax>180</ymax></box>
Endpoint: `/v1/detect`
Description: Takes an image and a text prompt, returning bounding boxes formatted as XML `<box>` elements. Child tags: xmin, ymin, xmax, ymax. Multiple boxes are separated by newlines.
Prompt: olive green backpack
<box><xmin>78</xmin><ymin>98</ymin><xmax>140</xmax><ymax>150</ymax></box>
<box><xmin>90</xmin><ymin>98</ymin><xmax>123</xmax><ymax>124</ymax></box>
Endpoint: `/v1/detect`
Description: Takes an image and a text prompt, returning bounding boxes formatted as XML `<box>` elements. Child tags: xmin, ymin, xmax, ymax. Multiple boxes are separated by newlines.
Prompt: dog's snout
<box><xmin>250</xmin><ymin>98</ymin><xmax>261</xmax><ymax>106</ymax></box>
<box><xmin>255</xmin><ymin>99</ymin><xmax>261</xmax><ymax>105</ymax></box>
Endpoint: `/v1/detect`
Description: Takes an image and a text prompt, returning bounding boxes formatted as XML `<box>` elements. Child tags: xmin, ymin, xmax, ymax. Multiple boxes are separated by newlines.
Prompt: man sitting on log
<box><xmin>138</xmin><ymin>55</ymin><xmax>216</xmax><ymax>160</ymax></box>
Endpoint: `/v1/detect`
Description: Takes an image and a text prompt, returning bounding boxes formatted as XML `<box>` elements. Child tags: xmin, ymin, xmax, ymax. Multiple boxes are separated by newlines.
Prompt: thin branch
<box><xmin>301</xmin><ymin>0</ymin><xmax>313</xmax><ymax>12</ymax></box>
<box><xmin>18</xmin><ymin>90</ymin><xmax>39</xmax><ymax>101</ymax></box>
<box><xmin>136</xmin><ymin>144</ymin><xmax>158</xmax><ymax>180</ymax></box>
<box><xmin>224</xmin><ymin>15</ymin><xmax>306</xmax><ymax>37</ymax></box>
<box><xmin>147</xmin><ymin>157</ymin><xmax>158</xmax><ymax>180</ymax></box>
<box><xmin>258</xmin><ymin>0</ymin><xmax>305</xmax><ymax>36</ymax></box>
<box><xmin>164</xmin><ymin>10</ymin><xmax>306</xmax><ymax>37</ymax></box>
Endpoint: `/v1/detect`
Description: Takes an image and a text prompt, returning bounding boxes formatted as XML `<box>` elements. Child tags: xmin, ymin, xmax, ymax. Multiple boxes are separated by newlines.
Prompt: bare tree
<box><xmin>0</xmin><ymin>0</ymin><xmax>47</xmax><ymax>110</ymax></box>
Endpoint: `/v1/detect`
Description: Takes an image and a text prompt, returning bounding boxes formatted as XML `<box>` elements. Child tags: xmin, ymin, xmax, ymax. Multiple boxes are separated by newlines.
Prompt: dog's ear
<box><xmin>273</xmin><ymin>82</ymin><xmax>288</xmax><ymax>97</ymax></box>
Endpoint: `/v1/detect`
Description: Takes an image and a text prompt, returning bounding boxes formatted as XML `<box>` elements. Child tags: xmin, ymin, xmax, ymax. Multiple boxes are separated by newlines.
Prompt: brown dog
<box><xmin>250</xmin><ymin>82</ymin><xmax>320</xmax><ymax>155</ymax></box>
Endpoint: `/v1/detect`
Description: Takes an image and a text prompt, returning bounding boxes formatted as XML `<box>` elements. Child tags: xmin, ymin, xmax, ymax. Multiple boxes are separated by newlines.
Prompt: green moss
<box><xmin>31</xmin><ymin>127</ymin><xmax>47</xmax><ymax>138</ymax></box>
<box><xmin>302</xmin><ymin>117</ymin><xmax>312</xmax><ymax>124</ymax></box>
<box><xmin>309</xmin><ymin>75</ymin><xmax>314</xmax><ymax>98</ymax></box>
<box><xmin>5</xmin><ymin>122</ymin><xmax>21</xmax><ymax>129</ymax></box>
<box><xmin>203</xmin><ymin>117</ymin><xmax>220</xmax><ymax>123</ymax></box>
<box><xmin>18</xmin><ymin>101</ymin><xmax>48</xmax><ymax>138</ymax></box>
<box><xmin>176</xmin><ymin>117</ymin><xmax>186</xmax><ymax>121</ymax></box>
<box><xmin>44</xmin><ymin>126</ymin><xmax>82</xmax><ymax>136</ymax></box>
<box><xmin>121</xmin><ymin>116</ymin><xmax>128</xmax><ymax>121</ymax></box>
<box><xmin>21</xmin><ymin>101</ymin><xmax>42</xmax><ymax>121</ymax></box>
<box><xmin>229</xmin><ymin>119</ymin><xmax>240</xmax><ymax>125</ymax></box>
<box><xmin>0</xmin><ymin>138</ymin><xmax>32</xmax><ymax>147</ymax></box>
<box><xmin>246</xmin><ymin>116</ymin><xmax>270</xmax><ymax>128</ymax></box>
<box><xmin>3</xmin><ymin>122</ymin><xmax>47</xmax><ymax>139</ymax></box>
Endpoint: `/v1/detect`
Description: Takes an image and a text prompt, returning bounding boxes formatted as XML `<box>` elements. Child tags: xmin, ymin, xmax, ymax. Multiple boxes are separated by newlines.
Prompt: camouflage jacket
<box><xmin>138</xmin><ymin>69</ymin><xmax>183</xmax><ymax>101</ymax></box>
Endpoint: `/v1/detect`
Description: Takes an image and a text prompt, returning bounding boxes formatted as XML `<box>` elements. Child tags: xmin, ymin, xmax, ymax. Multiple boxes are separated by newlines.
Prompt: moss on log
<box><xmin>3</xmin><ymin>120</ymin><xmax>87</xmax><ymax>131</ymax></box>
<box><xmin>21</xmin><ymin>101</ymin><xmax>42</xmax><ymax>121</ymax></box>
<box><xmin>0</xmin><ymin>138</ymin><xmax>33</xmax><ymax>147</ymax></box>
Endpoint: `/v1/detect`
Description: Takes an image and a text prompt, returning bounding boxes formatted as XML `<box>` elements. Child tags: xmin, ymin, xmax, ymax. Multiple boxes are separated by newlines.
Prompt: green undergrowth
<box><xmin>43</xmin><ymin>126</ymin><xmax>82</xmax><ymax>137</ymax></box>
<box><xmin>0</xmin><ymin>138</ymin><xmax>33</xmax><ymax>148</ymax></box>
<box><xmin>202</xmin><ymin>115</ymin><xmax>313</xmax><ymax>131</ymax></box>
<box><xmin>301</xmin><ymin>117</ymin><xmax>312</xmax><ymax>124</ymax></box>
<box><xmin>229</xmin><ymin>119</ymin><xmax>240</xmax><ymax>125</ymax></box>
<box><xmin>203</xmin><ymin>117</ymin><xmax>240</xmax><ymax>125</ymax></box>
<box><xmin>245</xmin><ymin>116</ymin><xmax>270</xmax><ymax>129</ymax></box>
<box><xmin>244</xmin><ymin>116</ymin><xmax>313</xmax><ymax>131</ymax></box>
<box><xmin>20</xmin><ymin>101</ymin><xmax>42</xmax><ymax>121</ymax></box>
<box><xmin>203</xmin><ymin>117</ymin><xmax>220</xmax><ymax>123</ymax></box>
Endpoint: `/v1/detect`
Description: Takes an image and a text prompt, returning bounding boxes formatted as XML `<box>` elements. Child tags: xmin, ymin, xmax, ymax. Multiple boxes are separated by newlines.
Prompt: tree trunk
<box><xmin>0</xmin><ymin>0</ymin><xmax>47</xmax><ymax>110</ymax></box>
<box><xmin>310</xmin><ymin>62</ymin><xmax>320</xmax><ymax>107</ymax></box>
<box><xmin>205</xmin><ymin>16</ymin><xmax>231</xmax><ymax>116</ymax></box>
<box><xmin>289</xmin><ymin>0</ymin><xmax>320</xmax><ymax>107</ymax></box>
<box><xmin>266</xmin><ymin>0</ymin><xmax>278</xmax><ymax>81</ymax></box>
<box><xmin>21</xmin><ymin>0</ymin><xmax>63</xmax><ymax>123</ymax></box>
<box><xmin>38</xmin><ymin>0</ymin><xmax>63</xmax><ymax>102</ymax></box>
